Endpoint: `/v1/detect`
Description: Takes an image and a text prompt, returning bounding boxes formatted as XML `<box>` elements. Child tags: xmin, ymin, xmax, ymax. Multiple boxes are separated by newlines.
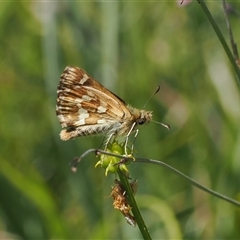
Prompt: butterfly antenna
<box><xmin>143</xmin><ymin>85</ymin><xmax>170</xmax><ymax>130</ymax></box>
<box><xmin>143</xmin><ymin>85</ymin><xmax>161</xmax><ymax>109</ymax></box>
<box><xmin>151</xmin><ymin>120</ymin><xmax>170</xmax><ymax>130</ymax></box>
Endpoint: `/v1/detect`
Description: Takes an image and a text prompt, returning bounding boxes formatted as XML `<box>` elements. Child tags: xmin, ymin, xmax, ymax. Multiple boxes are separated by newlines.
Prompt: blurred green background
<box><xmin>1</xmin><ymin>1</ymin><xmax>240</xmax><ymax>239</ymax></box>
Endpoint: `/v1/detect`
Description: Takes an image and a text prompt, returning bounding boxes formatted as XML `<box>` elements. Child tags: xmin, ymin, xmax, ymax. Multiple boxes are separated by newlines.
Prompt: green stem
<box><xmin>77</xmin><ymin>149</ymin><xmax>240</xmax><ymax>208</ymax></box>
<box><xmin>197</xmin><ymin>0</ymin><xmax>240</xmax><ymax>85</ymax></box>
<box><xmin>136</xmin><ymin>158</ymin><xmax>240</xmax><ymax>208</ymax></box>
<box><xmin>117</xmin><ymin>169</ymin><xmax>152</xmax><ymax>240</ymax></box>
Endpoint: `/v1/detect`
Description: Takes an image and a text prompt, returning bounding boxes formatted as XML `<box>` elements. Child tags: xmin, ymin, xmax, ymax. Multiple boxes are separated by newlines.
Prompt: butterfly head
<box><xmin>135</xmin><ymin>109</ymin><xmax>170</xmax><ymax>130</ymax></box>
<box><xmin>137</xmin><ymin>110</ymin><xmax>153</xmax><ymax>125</ymax></box>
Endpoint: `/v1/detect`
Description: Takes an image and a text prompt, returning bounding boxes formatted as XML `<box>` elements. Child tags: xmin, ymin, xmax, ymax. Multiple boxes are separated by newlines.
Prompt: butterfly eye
<box><xmin>137</xmin><ymin>118</ymin><xmax>146</xmax><ymax>125</ymax></box>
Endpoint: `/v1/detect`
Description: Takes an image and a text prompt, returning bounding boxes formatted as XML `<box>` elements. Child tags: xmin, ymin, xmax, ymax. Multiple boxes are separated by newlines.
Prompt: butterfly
<box><xmin>56</xmin><ymin>66</ymin><xmax>169</xmax><ymax>153</ymax></box>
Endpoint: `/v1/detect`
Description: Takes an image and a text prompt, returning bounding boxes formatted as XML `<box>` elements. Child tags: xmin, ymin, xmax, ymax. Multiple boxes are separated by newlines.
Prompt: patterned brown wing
<box><xmin>56</xmin><ymin>66</ymin><xmax>154</xmax><ymax>141</ymax></box>
<box><xmin>56</xmin><ymin>66</ymin><xmax>133</xmax><ymax>129</ymax></box>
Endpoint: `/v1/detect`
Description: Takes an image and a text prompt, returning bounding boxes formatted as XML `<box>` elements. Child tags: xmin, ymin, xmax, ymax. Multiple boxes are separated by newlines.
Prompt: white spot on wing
<box><xmin>97</xmin><ymin>119</ymin><xmax>107</xmax><ymax>124</ymax></box>
<box><xmin>76</xmin><ymin>109</ymin><xmax>89</xmax><ymax>125</ymax></box>
<box><xmin>79</xmin><ymin>112</ymin><xmax>89</xmax><ymax>119</ymax></box>
<box><xmin>58</xmin><ymin>114</ymin><xmax>64</xmax><ymax>121</ymax></box>
<box><xmin>97</xmin><ymin>105</ymin><xmax>107</xmax><ymax>113</ymax></box>
<box><xmin>77</xmin><ymin>118</ymin><xmax>85</xmax><ymax>125</ymax></box>
<box><xmin>77</xmin><ymin>108</ymin><xmax>89</xmax><ymax>125</ymax></box>
<box><xmin>79</xmin><ymin>73</ymin><xmax>88</xmax><ymax>84</ymax></box>
<box><xmin>58</xmin><ymin>114</ymin><xmax>67</xmax><ymax>127</ymax></box>
<box><xmin>82</xmin><ymin>95</ymin><xmax>92</xmax><ymax>101</ymax></box>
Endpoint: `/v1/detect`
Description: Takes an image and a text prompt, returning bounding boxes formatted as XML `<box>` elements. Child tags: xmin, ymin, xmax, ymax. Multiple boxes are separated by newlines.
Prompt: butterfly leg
<box><xmin>104</xmin><ymin>132</ymin><xmax>114</xmax><ymax>150</ymax></box>
<box><xmin>130</xmin><ymin>129</ymin><xmax>139</xmax><ymax>154</ymax></box>
<box><xmin>124</xmin><ymin>122</ymin><xmax>136</xmax><ymax>155</ymax></box>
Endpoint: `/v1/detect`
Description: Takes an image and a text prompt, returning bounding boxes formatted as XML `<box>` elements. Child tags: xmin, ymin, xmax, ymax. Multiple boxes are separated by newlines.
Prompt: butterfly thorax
<box><xmin>117</xmin><ymin>106</ymin><xmax>152</xmax><ymax>136</ymax></box>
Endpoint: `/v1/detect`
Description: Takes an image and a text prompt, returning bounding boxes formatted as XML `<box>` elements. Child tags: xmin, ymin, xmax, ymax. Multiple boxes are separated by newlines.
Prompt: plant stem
<box><xmin>197</xmin><ymin>0</ymin><xmax>240</xmax><ymax>85</ymax></box>
<box><xmin>118</xmin><ymin>169</ymin><xmax>152</xmax><ymax>240</ymax></box>
<box><xmin>136</xmin><ymin>158</ymin><xmax>240</xmax><ymax>208</ymax></box>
